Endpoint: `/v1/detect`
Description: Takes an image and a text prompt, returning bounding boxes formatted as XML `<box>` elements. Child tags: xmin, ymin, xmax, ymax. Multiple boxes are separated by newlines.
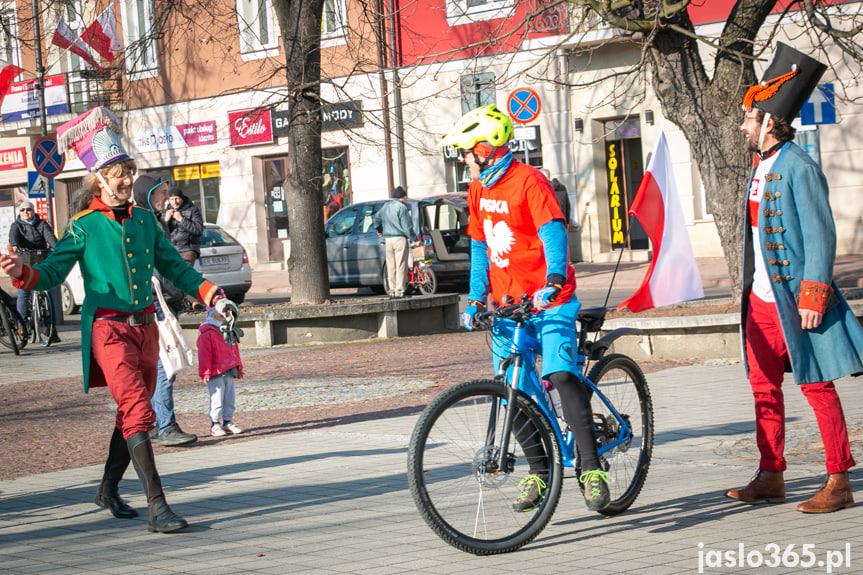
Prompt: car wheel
<box><xmin>60</xmin><ymin>282</ymin><xmax>79</xmax><ymax>316</ymax></box>
<box><xmin>225</xmin><ymin>292</ymin><xmax>246</xmax><ymax>305</ymax></box>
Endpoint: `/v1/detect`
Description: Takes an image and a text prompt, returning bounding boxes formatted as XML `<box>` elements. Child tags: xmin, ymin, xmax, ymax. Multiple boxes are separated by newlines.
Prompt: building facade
<box><xmin>0</xmin><ymin>0</ymin><xmax>859</xmax><ymax>271</ymax></box>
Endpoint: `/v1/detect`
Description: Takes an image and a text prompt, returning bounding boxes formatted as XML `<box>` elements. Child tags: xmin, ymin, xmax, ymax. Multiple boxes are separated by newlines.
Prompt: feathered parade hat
<box><xmin>741</xmin><ymin>42</ymin><xmax>827</xmax><ymax>122</ymax></box>
<box><xmin>56</xmin><ymin>106</ymin><xmax>130</xmax><ymax>172</ymax></box>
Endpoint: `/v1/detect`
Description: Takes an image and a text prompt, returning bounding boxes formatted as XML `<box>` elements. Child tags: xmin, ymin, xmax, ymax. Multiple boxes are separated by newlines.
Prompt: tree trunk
<box><xmin>274</xmin><ymin>0</ymin><xmax>330</xmax><ymax>304</ymax></box>
<box><xmin>646</xmin><ymin>7</ymin><xmax>770</xmax><ymax>303</ymax></box>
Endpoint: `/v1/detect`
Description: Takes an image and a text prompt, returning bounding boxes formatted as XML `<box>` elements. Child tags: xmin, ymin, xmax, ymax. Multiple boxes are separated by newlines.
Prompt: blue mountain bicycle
<box><xmin>407</xmin><ymin>297</ymin><xmax>654</xmax><ymax>555</ymax></box>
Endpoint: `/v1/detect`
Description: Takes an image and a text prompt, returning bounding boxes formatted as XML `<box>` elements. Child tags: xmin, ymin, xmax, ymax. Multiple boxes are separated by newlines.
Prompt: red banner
<box><xmin>228</xmin><ymin>108</ymin><xmax>273</xmax><ymax>147</ymax></box>
<box><xmin>0</xmin><ymin>147</ymin><xmax>26</xmax><ymax>170</ymax></box>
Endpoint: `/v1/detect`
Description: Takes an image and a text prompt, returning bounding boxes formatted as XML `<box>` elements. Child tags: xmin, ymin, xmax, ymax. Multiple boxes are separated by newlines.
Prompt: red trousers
<box><xmin>745</xmin><ymin>293</ymin><xmax>855</xmax><ymax>474</ymax></box>
<box><xmin>90</xmin><ymin>320</ymin><xmax>159</xmax><ymax>439</ymax></box>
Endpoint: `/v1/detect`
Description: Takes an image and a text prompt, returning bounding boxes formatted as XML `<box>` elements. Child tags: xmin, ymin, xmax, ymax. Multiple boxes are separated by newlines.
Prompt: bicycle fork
<box><xmin>488</xmin><ymin>323</ymin><xmax>529</xmax><ymax>475</ymax></box>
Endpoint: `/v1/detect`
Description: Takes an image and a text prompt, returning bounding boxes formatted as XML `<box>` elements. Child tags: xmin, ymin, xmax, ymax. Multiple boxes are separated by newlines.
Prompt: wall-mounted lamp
<box><xmin>574</xmin><ymin>118</ymin><xmax>584</xmax><ymax>133</ymax></box>
<box><xmin>644</xmin><ymin>110</ymin><xmax>655</xmax><ymax>125</ymax></box>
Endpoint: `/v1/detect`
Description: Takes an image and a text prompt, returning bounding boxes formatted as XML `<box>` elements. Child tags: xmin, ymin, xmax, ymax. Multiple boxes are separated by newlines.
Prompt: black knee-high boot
<box><xmin>126</xmin><ymin>431</ymin><xmax>188</xmax><ymax>533</ymax></box>
<box><xmin>94</xmin><ymin>427</ymin><xmax>138</xmax><ymax>519</ymax></box>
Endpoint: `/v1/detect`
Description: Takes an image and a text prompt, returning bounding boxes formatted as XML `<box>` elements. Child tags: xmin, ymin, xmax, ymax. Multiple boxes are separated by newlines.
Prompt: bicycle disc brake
<box><xmin>472</xmin><ymin>446</ymin><xmax>515</xmax><ymax>488</ymax></box>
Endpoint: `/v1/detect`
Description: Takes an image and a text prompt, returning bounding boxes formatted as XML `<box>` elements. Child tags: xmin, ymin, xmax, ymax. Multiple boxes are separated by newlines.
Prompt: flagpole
<box><xmin>30</xmin><ymin>0</ymin><xmax>54</xmax><ymax>230</ymax></box>
<box><xmin>601</xmin><ymin>220</ymin><xmax>634</xmax><ymax>310</ymax></box>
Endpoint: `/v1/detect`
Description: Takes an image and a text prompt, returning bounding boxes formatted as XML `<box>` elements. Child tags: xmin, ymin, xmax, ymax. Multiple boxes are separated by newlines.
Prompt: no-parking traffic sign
<box><xmin>507</xmin><ymin>88</ymin><xmax>541</xmax><ymax>124</ymax></box>
<box><xmin>32</xmin><ymin>136</ymin><xmax>65</xmax><ymax>178</ymax></box>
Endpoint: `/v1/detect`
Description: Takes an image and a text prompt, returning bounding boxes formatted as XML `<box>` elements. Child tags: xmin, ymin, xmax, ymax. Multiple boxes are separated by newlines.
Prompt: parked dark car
<box><xmin>325</xmin><ymin>194</ymin><xmax>470</xmax><ymax>293</ymax></box>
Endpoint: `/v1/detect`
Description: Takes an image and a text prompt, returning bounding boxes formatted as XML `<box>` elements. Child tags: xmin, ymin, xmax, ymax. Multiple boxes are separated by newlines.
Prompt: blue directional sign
<box><xmin>28</xmin><ymin>170</ymin><xmax>54</xmax><ymax>198</ymax></box>
<box><xmin>507</xmin><ymin>88</ymin><xmax>541</xmax><ymax>124</ymax></box>
<box><xmin>800</xmin><ymin>83</ymin><xmax>835</xmax><ymax>126</ymax></box>
<box><xmin>32</xmin><ymin>136</ymin><xmax>65</xmax><ymax>178</ymax></box>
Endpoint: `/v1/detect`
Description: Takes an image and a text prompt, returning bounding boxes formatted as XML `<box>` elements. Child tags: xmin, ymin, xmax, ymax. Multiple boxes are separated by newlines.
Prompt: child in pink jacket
<box><xmin>198</xmin><ymin>307</ymin><xmax>244</xmax><ymax>436</ymax></box>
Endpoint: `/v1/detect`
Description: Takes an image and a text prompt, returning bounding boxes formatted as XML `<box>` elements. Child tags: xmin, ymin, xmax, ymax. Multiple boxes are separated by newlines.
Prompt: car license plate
<box><xmin>200</xmin><ymin>255</ymin><xmax>229</xmax><ymax>266</ymax></box>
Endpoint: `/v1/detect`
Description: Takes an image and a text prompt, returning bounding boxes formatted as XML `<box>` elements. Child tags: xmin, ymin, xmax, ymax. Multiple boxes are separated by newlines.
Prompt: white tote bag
<box><xmin>153</xmin><ymin>277</ymin><xmax>195</xmax><ymax>379</ymax></box>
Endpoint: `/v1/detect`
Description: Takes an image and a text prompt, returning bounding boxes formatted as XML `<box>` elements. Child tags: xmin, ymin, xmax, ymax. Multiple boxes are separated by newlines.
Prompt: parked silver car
<box><xmin>194</xmin><ymin>224</ymin><xmax>252</xmax><ymax>303</ymax></box>
<box><xmin>325</xmin><ymin>194</ymin><xmax>470</xmax><ymax>293</ymax></box>
<box><xmin>60</xmin><ymin>223</ymin><xmax>252</xmax><ymax>314</ymax></box>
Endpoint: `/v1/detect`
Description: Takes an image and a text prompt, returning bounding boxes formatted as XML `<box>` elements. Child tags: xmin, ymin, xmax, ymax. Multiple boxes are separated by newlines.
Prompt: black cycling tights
<box><xmin>513</xmin><ymin>370</ymin><xmax>600</xmax><ymax>476</ymax></box>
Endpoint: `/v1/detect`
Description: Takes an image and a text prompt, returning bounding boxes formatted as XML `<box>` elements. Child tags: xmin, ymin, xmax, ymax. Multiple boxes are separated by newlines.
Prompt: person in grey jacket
<box><xmin>373</xmin><ymin>186</ymin><xmax>417</xmax><ymax>298</ymax></box>
<box><xmin>163</xmin><ymin>187</ymin><xmax>204</xmax><ymax>266</ymax></box>
<box><xmin>9</xmin><ymin>200</ymin><xmax>58</xmax><ymax>331</ymax></box>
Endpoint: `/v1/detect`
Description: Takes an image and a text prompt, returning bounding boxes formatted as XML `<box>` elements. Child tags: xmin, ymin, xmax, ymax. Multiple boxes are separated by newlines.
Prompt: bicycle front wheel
<box><xmin>416</xmin><ymin>266</ymin><xmax>437</xmax><ymax>295</ymax></box>
<box><xmin>408</xmin><ymin>379</ymin><xmax>562</xmax><ymax>555</ymax></box>
<box><xmin>34</xmin><ymin>291</ymin><xmax>56</xmax><ymax>347</ymax></box>
<box><xmin>0</xmin><ymin>300</ymin><xmax>19</xmax><ymax>355</ymax></box>
<box><xmin>584</xmin><ymin>354</ymin><xmax>653</xmax><ymax>516</ymax></box>
<box><xmin>8</xmin><ymin>306</ymin><xmax>28</xmax><ymax>350</ymax></box>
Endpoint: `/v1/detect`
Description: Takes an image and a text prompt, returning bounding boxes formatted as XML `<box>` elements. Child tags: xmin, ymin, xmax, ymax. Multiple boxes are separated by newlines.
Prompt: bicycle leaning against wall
<box><xmin>407</xmin><ymin>295</ymin><xmax>654</xmax><ymax>555</ymax></box>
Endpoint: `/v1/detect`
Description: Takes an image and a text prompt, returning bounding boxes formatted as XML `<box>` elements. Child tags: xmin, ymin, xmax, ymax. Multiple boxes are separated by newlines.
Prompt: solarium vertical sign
<box><xmin>228</xmin><ymin>108</ymin><xmax>274</xmax><ymax>147</ymax></box>
<box><xmin>605</xmin><ymin>140</ymin><xmax>627</xmax><ymax>250</ymax></box>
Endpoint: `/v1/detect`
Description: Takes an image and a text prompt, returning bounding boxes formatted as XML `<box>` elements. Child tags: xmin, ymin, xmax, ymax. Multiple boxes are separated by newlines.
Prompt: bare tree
<box><xmin>566</xmin><ymin>0</ymin><xmax>863</xmax><ymax>299</ymax></box>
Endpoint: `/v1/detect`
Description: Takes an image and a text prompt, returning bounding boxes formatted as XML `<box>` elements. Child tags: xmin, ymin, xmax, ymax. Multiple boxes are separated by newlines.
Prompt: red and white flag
<box><xmin>51</xmin><ymin>18</ymin><xmax>103</xmax><ymax>72</ymax></box>
<box><xmin>617</xmin><ymin>132</ymin><xmax>704</xmax><ymax>312</ymax></box>
<box><xmin>82</xmin><ymin>5</ymin><xmax>122</xmax><ymax>61</ymax></box>
<box><xmin>0</xmin><ymin>59</ymin><xmax>24</xmax><ymax>108</ymax></box>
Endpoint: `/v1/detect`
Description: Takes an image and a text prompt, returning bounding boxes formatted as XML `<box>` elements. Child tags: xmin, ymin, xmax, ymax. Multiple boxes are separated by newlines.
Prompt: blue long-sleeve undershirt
<box><xmin>538</xmin><ymin>219</ymin><xmax>568</xmax><ymax>279</ymax></box>
<box><xmin>468</xmin><ymin>239</ymin><xmax>490</xmax><ymax>303</ymax></box>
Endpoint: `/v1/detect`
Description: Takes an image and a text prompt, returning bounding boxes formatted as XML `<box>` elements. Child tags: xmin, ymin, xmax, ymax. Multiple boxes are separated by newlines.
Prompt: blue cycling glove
<box><xmin>533</xmin><ymin>274</ymin><xmax>565</xmax><ymax>311</ymax></box>
<box><xmin>462</xmin><ymin>301</ymin><xmax>485</xmax><ymax>331</ymax></box>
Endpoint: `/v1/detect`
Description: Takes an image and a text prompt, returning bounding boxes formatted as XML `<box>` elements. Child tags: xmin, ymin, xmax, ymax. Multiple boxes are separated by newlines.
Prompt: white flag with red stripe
<box><xmin>617</xmin><ymin>132</ymin><xmax>704</xmax><ymax>312</ymax></box>
<box><xmin>51</xmin><ymin>18</ymin><xmax>103</xmax><ymax>72</ymax></box>
<box><xmin>0</xmin><ymin>59</ymin><xmax>23</xmax><ymax>108</ymax></box>
<box><xmin>82</xmin><ymin>5</ymin><xmax>122</xmax><ymax>60</ymax></box>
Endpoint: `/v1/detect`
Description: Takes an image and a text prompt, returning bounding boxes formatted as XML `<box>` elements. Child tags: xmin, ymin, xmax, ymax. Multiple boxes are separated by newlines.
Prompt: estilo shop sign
<box><xmin>228</xmin><ymin>108</ymin><xmax>274</xmax><ymax>147</ymax></box>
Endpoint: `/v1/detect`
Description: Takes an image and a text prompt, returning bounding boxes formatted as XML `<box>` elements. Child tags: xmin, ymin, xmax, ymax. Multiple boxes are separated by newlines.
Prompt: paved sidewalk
<box><xmin>2</xmin><ymin>362</ymin><xmax>862</xmax><ymax>574</ymax></box>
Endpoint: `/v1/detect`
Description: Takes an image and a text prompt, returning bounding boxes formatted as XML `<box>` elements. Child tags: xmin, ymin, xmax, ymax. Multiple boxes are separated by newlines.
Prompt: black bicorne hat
<box><xmin>742</xmin><ymin>42</ymin><xmax>827</xmax><ymax>122</ymax></box>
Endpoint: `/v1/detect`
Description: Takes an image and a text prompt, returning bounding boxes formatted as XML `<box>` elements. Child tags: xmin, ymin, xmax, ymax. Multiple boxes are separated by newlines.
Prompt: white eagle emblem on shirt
<box><xmin>484</xmin><ymin>216</ymin><xmax>514</xmax><ymax>268</ymax></box>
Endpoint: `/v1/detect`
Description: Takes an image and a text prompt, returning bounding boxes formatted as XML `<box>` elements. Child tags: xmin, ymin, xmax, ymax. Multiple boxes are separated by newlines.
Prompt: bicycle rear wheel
<box><xmin>583</xmin><ymin>354</ymin><xmax>653</xmax><ymax>516</ymax></box>
<box><xmin>34</xmin><ymin>291</ymin><xmax>57</xmax><ymax>347</ymax></box>
<box><xmin>0</xmin><ymin>300</ymin><xmax>19</xmax><ymax>355</ymax></box>
<box><xmin>408</xmin><ymin>379</ymin><xmax>562</xmax><ymax>555</ymax></box>
<box><xmin>415</xmin><ymin>266</ymin><xmax>437</xmax><ymax>295</ymax></box>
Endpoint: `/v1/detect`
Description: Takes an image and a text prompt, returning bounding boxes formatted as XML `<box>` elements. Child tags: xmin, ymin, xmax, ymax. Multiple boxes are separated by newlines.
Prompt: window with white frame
<box><xmin>446</xmin><ymin>0</ymin><xmax>516</xmax><ymax>26</ymax></box>
<box><xmin>237</xmin><ymin>0</ymin><xmax>279</xmax><ymax>61</ymax></box>
<box><xmin>321</xmin><ymin>0</ymin><xmax>347</xmax><ymax>48</ymax></box>
<box><xmin>120</xmin><ymin>0</ymin><xmax>159</xmax><ymax>80</ymax></box>
<box><xmin>55</xmin><ymin>1</ymin><xmax>94</xmax><ymax>114</ymax></box>
<box><xmin>0</xmin><ymin>2</ymin><xmax>21</xmax><ymax>69</ymax></box>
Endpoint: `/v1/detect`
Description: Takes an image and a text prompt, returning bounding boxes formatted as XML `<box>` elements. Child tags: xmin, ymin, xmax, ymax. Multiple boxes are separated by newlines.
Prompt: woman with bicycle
<box><xmin>9</xmin><ymin>200</ymin><xmax>59</xmax><ymax>342</ymax></box>
<box><xmin>440</xmin><ymin>104</ymin><xmax>612</xmax><ymax>513</ymax></box>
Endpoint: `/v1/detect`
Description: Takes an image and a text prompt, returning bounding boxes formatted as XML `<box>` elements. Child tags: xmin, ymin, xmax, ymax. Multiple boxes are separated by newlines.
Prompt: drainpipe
<box><xmin>386</xmin><ymin>0</ymin><xmax>406</xmax><ymax>189</ymax></box>
<box><xmin>375</xmin><ymin>0</ymin><xmax>394</xmax><ymax>195</ymax></box>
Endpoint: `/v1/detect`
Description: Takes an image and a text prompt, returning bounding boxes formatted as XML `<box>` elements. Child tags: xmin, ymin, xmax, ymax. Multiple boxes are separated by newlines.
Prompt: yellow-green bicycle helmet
<box><xmin>438</xmin><ymin>104</ymin><xmax>513</xmax><ymax>149</ymax></box>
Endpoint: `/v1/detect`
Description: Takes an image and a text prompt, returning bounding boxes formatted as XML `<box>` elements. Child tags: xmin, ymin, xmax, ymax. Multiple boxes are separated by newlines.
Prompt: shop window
<box><xmin>794</xmin><ymin>124</ymin><xmax>821</xmax><ymax>166</ymax></box>
<box><xmin>120</xmin><ymin>0</ymin><xmax>159</xmax><ymax>80</ymax></box>
<box><xmin>237</xmin><ymin>0</ymin><xmax>279</xmax><ymax>61</ymax></box>
<box><xmin>322</xmin><ymin>146</ymin><xmax>351</xmax><ymax>211</ymax></box>
<box><xmin>321</xmin><ymin>0</ymin><xmax>347</xmax><ymax>48</ymax></box>
<box><xmin>170</xmin><ymin>163</ymin><xmax>221</xmax><ymax>224</ymax></box>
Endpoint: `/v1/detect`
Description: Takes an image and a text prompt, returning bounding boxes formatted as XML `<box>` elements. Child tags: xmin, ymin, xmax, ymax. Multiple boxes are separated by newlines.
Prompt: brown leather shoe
<box><xmin>796</xmin><ymin>472</ymin><xmax>855</xmax><ymax>513</ymax></box>
<box><xmin>725</xmin><ymin>470</ymin><xmax>785</xmax><ymax>503</ymax></box>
